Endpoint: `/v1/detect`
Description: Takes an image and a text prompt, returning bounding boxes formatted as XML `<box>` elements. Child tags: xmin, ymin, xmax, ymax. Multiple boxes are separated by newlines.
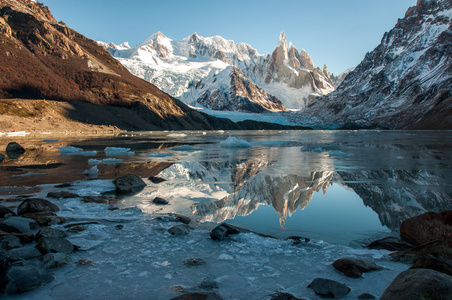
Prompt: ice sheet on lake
<box><xmin>171</xmin><ymin>145</ymin><xmax>198</xmax><ymax>151</ymax></box>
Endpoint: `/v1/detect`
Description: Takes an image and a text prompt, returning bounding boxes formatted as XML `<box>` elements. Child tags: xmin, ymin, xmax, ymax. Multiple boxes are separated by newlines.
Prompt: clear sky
<box><xmin>43</xmin><ymin>0</ymin><xmax>416</xmax><ymax>75</ymax></box>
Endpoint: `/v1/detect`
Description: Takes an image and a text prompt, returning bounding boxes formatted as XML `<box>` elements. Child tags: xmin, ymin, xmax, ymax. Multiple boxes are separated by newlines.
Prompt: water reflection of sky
<box><xmin>226</xmin><ymin>184</ymin><xmax>391</xmax><ymax>246</ymax></box>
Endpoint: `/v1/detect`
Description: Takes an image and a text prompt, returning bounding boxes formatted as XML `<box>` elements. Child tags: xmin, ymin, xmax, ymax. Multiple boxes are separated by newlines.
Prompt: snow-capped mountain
<box><xmin>100</xmin><ymin>31</ymin><xmax>336</xmax><ymax>113</ymax></box>
<box><xmin>302</xmin><ymin>0</ymin><xmax>452</xmax><ymax>129</ymax></box>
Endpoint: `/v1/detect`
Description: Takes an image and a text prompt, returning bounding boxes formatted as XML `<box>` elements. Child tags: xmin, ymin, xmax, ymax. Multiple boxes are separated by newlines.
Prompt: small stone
<box><xmin>168</xmin><ymin>224</ymin><xmax>191</xmax><ymax>236</ymax></box>
<box><xmin>4</xmin><ymin>262</ymin><xmax>54</xmax><ymax>293</ymax></box>
<box><xmin>6</xmin><ymin>142</ymin><xmax>25</xmax><ymax>159</ymax></box>
<box><xmin>0</xmin><ymin>231</ymin><xmax>34</xmax><ymax>243</ymax></box>
<box><xmin>174</xmin><ymin>214</ymin><xmax>191</xmax><ymax>224</ymax></box>
<box><xmin>357</xmin><ymin>292</ymin><xmax>376</xmax><ymax>299</ymax></box>
<box><xmin>148</xmin><ymin>176</ymin><xmax>167</xmax><ymax>184</ymax></box>
<box><xmin>366</xmin><ymin>236</ymin><xmax>414</xmax><ymax>251</ymax></box>
<box><xmin>332</xmin><ymin>257</ymin><xmax>383</xmax><ymax>278</ymax></box>
<box><xmin>22</xmin><ymin>212</ymin><xmax>65</xmax><ymax>226</ymax></box>
<box><xmin>36</xmin><ymin>237</ymin><xmax>74</xmax><ymax>254</ymax></box>
<box><xmin>170</xmin><ymin>292</ymin><xmax>223</xmax><ymax>300</ymax></box>
<box><xmin>153</xmin><ymin>197</ymin><xmax>169</xmax><ymax>205</ymax></box>
<box><xmin>113</xmin><ymin>174</ymin><xmax>146</xmax><ymax>194</ymax></box>
<box><xmin>35</xmin><ymin>227</ymin><xmax>68</xmax><ymax>241</ymax></box>
<box><xmin>2</xmin><ymin>216</ymin><xmax>39</xmax><ymax>233</ymax></box>
<box><xmin>269</xmin><ymin>292</ymin><xmax>304</xmax><ymax>300</ymax></box>
<box><xmin>17</xmin><ymin>198</ymin><xmax>59</xmax><ymax>215</ymax></box>
<box><xmin>0</xmin><ymin>153</ymin><xmax>5</xmax><ymax>163</ymax></box>
<box><xmin>183</xmin><ymin>258</ymin><xmax>206</xmax><ymax>266</ymax></box>
<box><xmin>54</xmin><ymin>183</ymin><xmax>72</xmax><ymax>188</ymax></box>
<box><xmin>8</xmin><ymin>247</ymin><xmax>42</xmax><ymax>261</ymax></box>
<box><xmin>115</xmin><ymin>225</ymin><xmax>124</xmax><ymax>230</ymax></box>
<box><xmin>82</xmin><ymin>195</ymin><xmax>112</xmax><ymax>204</ymax></box>
<box><xmin>210</xmin><ymin>223</ymin><xmax>241</xmax><ymax>241</ymax></box>
<box><xmin>43</xmin><ymin>253</ymin><xmax>71</xmax><ymax>268</ymax></box>
<box><xmin>308</xmin><ymin>278</ymin><xmax>351</xmax><ymax>298</ymax></box>
<box><xmin>287</xmin><ymin>236</ymin><xmax>310</xmax><ymax>244</ymax></box>
<box><xmin>46</xmin><ymin>191</ymin><xmax>80</xmax><ymax>199</ymax></box>
<box><xmin>67</xmin><ymin>226</ymin><xmax>88</xmax><ymax>233</ymax></box>
<box><xmin>0</xmin><ymin>205</ymin><xmax>16</xmax><ymax>218</ymax></box>
<box><xmin>0</xmin><ymin>235</ymin><xmax>21</xmax><ymax>250</ymax></box>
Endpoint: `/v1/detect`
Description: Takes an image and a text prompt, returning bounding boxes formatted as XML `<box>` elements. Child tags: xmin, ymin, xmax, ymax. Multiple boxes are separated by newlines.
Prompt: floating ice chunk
<box><xmin>328</xmin><ymin>150</ymin><xmax>350</xmax><ymax>157</ymax></box>
<box><xmin>102</xmin><ymin>158</ymin><xmax>122</xmax><ymax>164</ymax></box>
<box><xmin>104</xmin><ymin>147</ymin><xmax>135</xmax><ymax>156</ymax></box>
<box><xmin>83</xmin><ymin>165</ymin><xmax>99</xmax><ymax>178</ymax></box>
<box><xmin>57</xmin><ymin>146</ymin><xmax>97</xmax><ymax>156</ymax></box>
<box><xmin>88</xmin><ymin>159</ymin><xmax>102</xmax><ymax>165</ymax></box>
<box><xmin>146</xmin><ymin>152</ymin><xmax>174</xmax><ymax>157</ymax></box>
<box><xmin>1</xmin><ymin>131</ymin><xmax>30</xmax><ymax>137</ymax></box>
<box><xmin>219</xmin><ymin>136</ymin><xmax>251</xmax><ymax>148</ymax></box>
<box><xmin>57</xmin><ymin>146</ymin><xmax>83</xmax><ymax>153</ymax></box>
<box><xmin>171</xmin><ymin>145</ymin><xmax>197</xmax><ymax>151</ymax></box>
<box><xmin>167</xmin><ymin>133</ymin><xmax>187</xmax><ymax>137</ymax></box>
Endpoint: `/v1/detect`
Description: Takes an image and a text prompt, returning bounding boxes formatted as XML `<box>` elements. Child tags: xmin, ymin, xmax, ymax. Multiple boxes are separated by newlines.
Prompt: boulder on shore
<box><xmin>113</xmin><ymin>174</ymin><xmax>146</xmax><ymax>194</ymax></box>
<box><xmin>400</xmin><ymin>211</ymin><xmax>452</xmax><ymax>246</ymax></box>
<box><xmin>17</xmin><ymin>198</ymin><xmax>59</xmax><ymax>215</ymax></box>
<box><xmin>5</xmin><ymin>142</ymin><xmax>25</xmax><ymax>159</ymax></box>
<box><xmin>381</xmin><ymin>268</ymin><xmax>452</xmax><ymax>300</ymax></box>
<box><xmin>308</xmin><ymin>277</ymin><xmax>351</xmax><ymax>298</ymax></box>
<box><xmin>366</xmin><ymin>236</ymin><xmax>414</xmax><ymax>251</ymax></box>
<box><xmin>36</xmin><ymin>237</ymin><xmax>74</xmax><ymax>254</ymax></box>
<box><xmin>210</xmin><ymin>223</ymin><xmax>241</xmax><ymax>241</ymax></box>
<box><xmin>390</xmin><ymin>240</ymin><xmax>452</xmax><ymax>263</ymax></box>
<box><xmin>0</xmin><ymin>205</ymin><xmax>16</xmax><ymax>218</ymax></box>
<box><xmin>332</xmin><ymin>257</ymin><xmax>383</xmax><ymax>278</ymax></box>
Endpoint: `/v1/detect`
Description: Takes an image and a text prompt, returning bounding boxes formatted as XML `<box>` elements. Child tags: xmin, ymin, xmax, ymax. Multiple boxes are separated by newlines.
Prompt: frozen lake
<box><xmin>1</xmin><ymin>130</ymin><xmax>451</xmax><ymax>299</ymax></box>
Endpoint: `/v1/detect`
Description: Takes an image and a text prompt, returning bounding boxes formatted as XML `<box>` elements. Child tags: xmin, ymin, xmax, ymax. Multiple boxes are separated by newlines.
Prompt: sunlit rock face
<box><xmin>303</xmin><ymin>0</ymin><xmax>452</xmax><ymax>129</ymax></box>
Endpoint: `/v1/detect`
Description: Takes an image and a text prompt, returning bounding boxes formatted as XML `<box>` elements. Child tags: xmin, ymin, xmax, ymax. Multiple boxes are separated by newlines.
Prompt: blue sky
<box><xmin>43</xmin><ymin>0</ymin><xmax>416</xmax><ymax>75</ymax></box>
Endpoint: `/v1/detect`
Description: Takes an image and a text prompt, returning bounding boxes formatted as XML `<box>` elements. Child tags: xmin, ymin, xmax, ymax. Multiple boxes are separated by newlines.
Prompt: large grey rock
<box><xmin>410</xmin><ymin>255</ymin><xmax>452</xmax><ymax>276</ymax></box>
<box><xmin>113</xmin><ymin>174</ymin><xmax>146</xmax><ymax>194</ymax></box>
<box><xmin>168</xmin><ymin>224</ymin><xmax>191</xmax><ymax>236</ymax></box>
<box><xmin>36</xmin><ymin>237</ymin><xmax>74</xmax><ymax>254</ymax></box>
<box><xmin>6</xmin><ymin>142</ymin><xmax>25</xmax><ymax>159</ymax></box>
<box><xmin>8</xmin><ymin>247</ymin><xmax>42</xmax><ymax>261</ymax></box>
<box><xmin>2</xmin><ymin>217</ymin><xmax>39</xmax><ymax>233</ymax></box>
<box><xmin>210</xmin><ymin>223</ymin><xmax>241</xmax><ymax>241</ymax></box>
<box><xmin>17</xmin><ymin>198</ymin><xmax>59</xmax><ymax>215</ymax></box>
<box><xmin>43</xmin><ymin>253</ymin><xmax>71</xmax><ymax>268</ymax></box>
<box><xmin>400</xmin><ymin>211</ymin><xmax>452</xmax><ymax>247</ymax></box>
<box><xmin>0</xmin><ymin>235</ymin><xmax>21</xmax><ymax>250</ymax></box>
<box><xmin>332</xmin><ymin>257</ymin><xmax>383</xmax><ymax>278</ymax></box>
<box><xmin>308</xmin><ymin>278</ymin><xmax>351</xmax><ymax>298</ymax></box>
<box><xmin>381</xmin><ymin>269</ymin><xmax>452</xmax><ymax>300</ymax></box>
<box><xmin>4</xmin><ymin>262</ymin><xmax>54</xmax><ymax>294</ymax></box>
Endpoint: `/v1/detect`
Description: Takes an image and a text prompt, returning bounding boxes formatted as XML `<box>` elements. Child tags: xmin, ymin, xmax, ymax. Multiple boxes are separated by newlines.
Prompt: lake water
<box><xmin>2</xmin><ymin>130</ymin><xmax>451</xmax><ymax>299</ymax></box>
<box><xmin>2</xmin><ymin>130</ymin><xmax>451</xmax><ymax>245</ymax></box>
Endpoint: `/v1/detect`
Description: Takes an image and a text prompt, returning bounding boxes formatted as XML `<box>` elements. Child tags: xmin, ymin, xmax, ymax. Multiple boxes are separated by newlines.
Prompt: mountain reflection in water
<box><xmin>1</xmin><ymin>130</ymin><xmax>451</xmax><ymax>244</ymax></box>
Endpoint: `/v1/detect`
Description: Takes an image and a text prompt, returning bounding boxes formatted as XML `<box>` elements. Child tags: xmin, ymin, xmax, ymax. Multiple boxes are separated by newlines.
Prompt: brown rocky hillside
<box><xmin>0</xmin><ymin>0</ymin><xmax>243</xmax><ymax>132</ymax></box>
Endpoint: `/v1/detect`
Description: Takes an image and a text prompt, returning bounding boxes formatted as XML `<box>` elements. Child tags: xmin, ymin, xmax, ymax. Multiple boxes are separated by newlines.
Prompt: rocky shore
<box><xmin>0</xmin><ymin>142</ymin><xmax>452</xmax><ymax>299</ymax></box>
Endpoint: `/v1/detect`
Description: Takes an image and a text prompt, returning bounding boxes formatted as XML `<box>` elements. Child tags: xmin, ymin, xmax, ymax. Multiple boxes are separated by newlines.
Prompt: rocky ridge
<box><xmin>302</xmin><ymin>0</ymin><xmax>452</xmax><ymax>129</ymax></box>
<box><xmin>102</xmin><ymin>31</ymin><xmax>337</xmax><ymax>112</ymax></box>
